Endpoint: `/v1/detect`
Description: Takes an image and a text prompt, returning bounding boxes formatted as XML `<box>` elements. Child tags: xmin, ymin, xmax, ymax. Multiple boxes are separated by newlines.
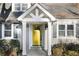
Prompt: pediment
<box><xmin>18</xmin><ymin>3</ymin><xmax>56</xmax><ymax>21</ymax></box>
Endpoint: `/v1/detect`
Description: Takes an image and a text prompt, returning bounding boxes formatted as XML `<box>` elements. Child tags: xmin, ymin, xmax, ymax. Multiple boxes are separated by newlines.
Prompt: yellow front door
<box><xmin>33</xmin><ymin>30</ymin><xmax>40</xmax><ymax>46</ymax></box>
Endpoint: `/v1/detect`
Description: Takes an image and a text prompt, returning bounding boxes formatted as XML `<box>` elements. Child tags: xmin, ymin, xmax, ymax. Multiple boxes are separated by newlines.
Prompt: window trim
<box><xmin>2</xmin><ymin>24</ymin><xmax>14</xmax><ymax>39</ymax></box>
<box><xmin>58</xmin><ymin>24</ymin><xmax>75</xmax><ymax>38</ymax></box>
<box><xmin>67</xmin><ymin>24</ymin><xmax>74</xmax><ymax>36</ymax></box>
<box><xmin>59</xmin><ymin>25</ymin><xmax>65</xmax><ymax>37</ymax></box>
<box><xmin>12</xmin><ymin>3</ymin><xmax>31</xmax><ymax>12</ymax></box>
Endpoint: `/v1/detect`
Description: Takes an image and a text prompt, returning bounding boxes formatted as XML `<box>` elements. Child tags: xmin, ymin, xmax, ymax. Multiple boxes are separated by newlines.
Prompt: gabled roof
<box><xmin>4</xmin><ymin>3</ymin><xmax>79</xmax><ymax>23</ymax></box>
<box><xmin>43</xmin><ymin>3</ymin><xmax>79</xmax><ymax>19</ymax></box>
<box><xmin>18</xmin><ymin>3</ymin><xmax>56</xmax><ymax>21</ymax></box>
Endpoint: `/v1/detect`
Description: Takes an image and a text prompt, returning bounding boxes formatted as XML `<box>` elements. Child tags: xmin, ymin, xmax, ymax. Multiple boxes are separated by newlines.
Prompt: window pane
<box><xmin>67</xmin><ymin>25</ymin><xmax>73</xmax><ymax>30</ymax></box>
<box><xmin>22</xmin><ymin>4</ymin><xmax>27</xmax><ymax>11</ymax></box>
<box><xmin>5</xmin><ymin>24</ymin><xmax>11</xmax><ymax>30</ymax></box>
<box><xmin>15</xmin><ymin>3</ymin><xmax>20</xmax><ymax>11</ymax></box>
<box><xmin>15</xmin><ymin>3</ymin><xmax>20</xmax><ymax>7</ymax></box>
<box><xmin>59</xmin><ymin>25</ymin><xmax>65</xmax><ymax>30</ymax></box>
<box><xmin>22</xmin><ymin>7</ymin><xmax>26</xmax><ymax>11</ymax></box>
<box><xmin>0</xmin><ymin>24</ymin><xmax>2</xmax><ymax>38</ymax></box>
<box><xmin>15</xmin><ymin>7</ymin><xmax>20</xmax><ymax>11</ymax></box>
<box><xmin>59</xmin><ymin>31</ymin><xmax>65</xmax><ymax>36</ymax></box>
<box><xmin>5</xmin><ymin>31</ymin><xmax>11</xmax><ymax>37</ymax></box>
<box><xmin>14</xmin><ymin>32</ymin><xmax>18</xmax><ymax>38</ymax></box>
<box><xmin>4</xmin><ymin>24</ymin><xmax>11</xmax><ymax>37</ymax></box>
<box><xmin>14</xmin><ymin>24</ymin><xmax>21</xmax><ymax>38</ymax></box>
<box><xmin>67</xmin><ymin>31</ymin><xmax>74</xmax><ymax>36</ymax></box>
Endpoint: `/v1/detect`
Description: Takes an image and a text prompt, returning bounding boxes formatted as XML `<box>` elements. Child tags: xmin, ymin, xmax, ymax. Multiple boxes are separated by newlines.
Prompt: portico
<box><xmin>17</xmin><ymin>3</ymin><xmax>56</xmax><ymax>56</ymax></box>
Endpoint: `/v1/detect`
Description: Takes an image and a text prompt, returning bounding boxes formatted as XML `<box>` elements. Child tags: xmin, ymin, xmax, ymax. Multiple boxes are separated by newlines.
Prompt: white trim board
<box><xmin>18</xmin><ymin>3</ymin><xmax>56</xmax><ymax>22</ymax></box>
<box><xmin>20</xmin><ymin>18</ymin><xmax>50</xmax><ymax>22</ymax></box>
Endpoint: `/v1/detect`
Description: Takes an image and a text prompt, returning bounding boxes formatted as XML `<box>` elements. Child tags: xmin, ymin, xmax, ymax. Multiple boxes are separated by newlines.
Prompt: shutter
<box><xmin>0</xmin><ymin>24</ymin><xmax>2</xmax><ymax>38</ymax></box>
<box><xmin>53</xmin><ymin>23</ymin><xmax>57</xmax><ymax>38</ymax></box>
<box><xmin>76</xmin><ymin>24</ymin><xmax>79</xmax><ymax>38</ymax></box>
<box><xmin>14</xmin><ymin>24</ymin><xmax>18</xmax><ymax>38</ymax></box>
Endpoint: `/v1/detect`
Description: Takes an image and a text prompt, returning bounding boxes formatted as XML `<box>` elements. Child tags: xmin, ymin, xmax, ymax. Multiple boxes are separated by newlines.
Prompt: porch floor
<box><xmin>27</xmin><ymin>46</ymin><xmax>47</xmax><ymax>56</ymax></box>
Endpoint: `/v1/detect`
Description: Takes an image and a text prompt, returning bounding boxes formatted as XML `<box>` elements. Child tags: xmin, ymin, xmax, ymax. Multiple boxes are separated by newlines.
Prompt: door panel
<box><xmin>33</xmin><ymin>30</ymin><xmax>40</xmax><ymax>46</ymax></box>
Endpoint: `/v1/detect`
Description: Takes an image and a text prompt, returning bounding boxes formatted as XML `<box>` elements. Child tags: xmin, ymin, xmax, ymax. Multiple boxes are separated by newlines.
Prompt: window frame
<box><xmin>59</xmin><ymin>25</ymin><xmax>65</xmax><ymax>37</ymax></box>
<box><xmin>12</xmin><ymin>3</ymin><xmax>30</xmax><ymax>12</ymax></box>
<box><xmin>2</xmin><ymin>24</ymin><xmax>14</xmax><ymax>39</ymax></box>
<box><xmin>67</xmin><ymin>25</ymin><xmax>74</xmax><ymax>36</ymax></box>
<box><xmin>58</xmin><ymin>24</ymin><xmax>74</xmax><ymax>38</ymax></box>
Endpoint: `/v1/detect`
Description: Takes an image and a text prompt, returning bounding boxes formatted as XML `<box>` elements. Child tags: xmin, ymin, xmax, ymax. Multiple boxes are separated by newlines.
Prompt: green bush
<box><xmin>52</xmin><ymin>43</ymin><xmax>79</xmax><ymax>56</ymax></box>
<box><xmin>0</xmin><ymin>39</ymin><xmax>20</xmax><ymax>56</ymax></box>
<box><xmin>10</xmin><ymin>40</ymin><xmax>20</xmax><ymax>54</ymax></box>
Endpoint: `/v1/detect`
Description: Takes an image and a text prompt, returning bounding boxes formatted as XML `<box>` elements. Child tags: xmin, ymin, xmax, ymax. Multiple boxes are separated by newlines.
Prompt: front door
<box><xmin>32</xmin><ymin>24</ymin><xmax>41</xmax><ymax>46</ymax></box>
<box><xmin>33</xmin><ymin>30</ymin><xmax>40</xmax><ymax>46</ymax></box>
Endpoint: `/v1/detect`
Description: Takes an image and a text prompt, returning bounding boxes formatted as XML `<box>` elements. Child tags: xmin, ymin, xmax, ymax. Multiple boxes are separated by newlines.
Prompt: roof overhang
<box><xmin>18</xmin><ymin>3</ymin><xmax>56</xmax><ymax>22</ymax></box>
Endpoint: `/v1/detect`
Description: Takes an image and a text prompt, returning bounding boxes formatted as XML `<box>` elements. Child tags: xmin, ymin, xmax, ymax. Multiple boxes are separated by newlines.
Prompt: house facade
<box><xmin>0</xmin><ymin>3</ymin><xmax>79</xmax><ymax>56</ymax></box>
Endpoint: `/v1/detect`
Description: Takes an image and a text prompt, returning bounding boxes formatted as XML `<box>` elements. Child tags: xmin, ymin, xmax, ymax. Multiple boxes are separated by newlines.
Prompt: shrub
<box><xmin>10</xmin><ymin>40</ymin><xmax>20</xmax><ymax>55</ymax></box>
<box><xmin>65</xmin><ymin>43</ymin><xmax>79</xmax><ymax>51</ymax></box>
<box><xmin>10</xmin><ymin>40</ymin><xmax>20</xmax><ymax>48</ymax></box>
<box><xmin>52</xmin><ymin>43</ymin><xmax>79</xmax><ymax>56</ymax></box>
<box><xmin>52</xmin><ymin>43</ymin><xmax>64</xmax><ymax>56</ymax></box>
<box><xmin>64</xmin><ymin>50</ymin><xmax>79</xmax><ymax>56</ymax></box>
<box><xmin>52</xmin><ymin>47</ymin><xmax>63</xmax><ymax>56</ymax></box>
<box><xmin>0</xmin><ymin>39</ymin><xmax>20</xmax><ymax>56</ymax></box>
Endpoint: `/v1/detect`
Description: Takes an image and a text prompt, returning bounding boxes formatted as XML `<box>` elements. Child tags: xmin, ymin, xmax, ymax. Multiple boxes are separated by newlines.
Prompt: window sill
<box><xmin>2</xmin><ymin>37</ymin><xmax>14</xmax><ymax>40</ymax></box>
<box><xmin>58</xmin><ymin>36</ymin><xmax>76</xmax><ymax>39</ymax></box>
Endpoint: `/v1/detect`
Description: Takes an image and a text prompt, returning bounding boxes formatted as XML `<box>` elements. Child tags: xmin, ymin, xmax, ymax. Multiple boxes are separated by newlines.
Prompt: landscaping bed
<box><xmin>0</xmin><ymin>39</ymin><xmax>20</xmax><ymax>56</ymax></box>
<box><xmin>51</xmin><ymin>43</ymin><xmax>79</xmax><ymax>56</ymax></box>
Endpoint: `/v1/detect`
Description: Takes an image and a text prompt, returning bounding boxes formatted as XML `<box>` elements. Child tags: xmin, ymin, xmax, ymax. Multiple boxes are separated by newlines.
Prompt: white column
<box><xmin>48</xmin><ymin>21</ymin><xmax>52</xmax><ymax>56</ymax></box>
<box><xmin>29</xmin><ymin>24</ymin><xmax>32</xmax><ymax>49</ymax></box>
<box><xmin>74</xmin><ymin>23</ymin><xmax>76</xmax><ymax>38</ymax></box>
<box><xmin>57</xmin><ymin>22</ymin><xmax>59</xmax><ymax>39</ymax></box>
<box><xmin>22</xmin><ymin>21</ymin><xmax>27</xmax><ymax>55</ymax></box>
<box><xmin>41</xmin><ymin>25</ymin><xmax>45</xmax><ymax>49</ymax></box>
<box><xmin>45</xmin><ymin>28</ymin><xmax>48</xmax><ymax>51</ymax></box>
<box><xmin>2</xmin><ymin>24</ymin><xmax>4</xmax><ymax>39</ymax></box>
<box><xmin>65</xmin><ymin>24</ymin><xmax>67</xmax><ymax>38</ymax></box>
<box><xmin>11</xmin><ymin>24</ymin><xmax>14</xmax><ymax>38</ymax></box>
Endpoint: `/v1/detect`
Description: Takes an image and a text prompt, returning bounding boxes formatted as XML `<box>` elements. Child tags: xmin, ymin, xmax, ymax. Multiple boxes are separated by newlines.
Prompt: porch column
<box><xmin>48</xmin><ymin>21</ymin><xmax>52</xmax><ymax>56</ymax></box>
<box><xmin>22</xmin><ymin>21</ymin><xmax>27</xmax><ymax>55</ymax></box>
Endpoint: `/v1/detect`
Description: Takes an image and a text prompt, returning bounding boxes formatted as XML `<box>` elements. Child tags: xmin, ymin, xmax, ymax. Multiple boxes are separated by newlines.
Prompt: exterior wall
<box><xmin>52</xmin><ymin>19</ymin><xmax>79</xmax><ymax>46</ymax></box>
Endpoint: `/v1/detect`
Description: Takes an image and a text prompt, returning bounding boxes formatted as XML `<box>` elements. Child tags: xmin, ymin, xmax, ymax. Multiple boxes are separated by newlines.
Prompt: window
<box><xmin>67</xmin><ymin>25</ymin><xmax>74</xmax><ymax>36</ymax></box>
<box><xmin>0</xmin><ymin>24</ymin><xmax>14</xmax><ymax>39</ymax></box>
<box><xmin>14</xmin><ymin>3</ymin><xmax>27</xmax><ymax>12</ymax></box>
<box><xmin>58</xmin><ymin>24</ymin><xmax>74</xmax><ymax>37</ymax></box>
<box><xmin>4</xmin><ymin>24</ymin><xmax>11</xmax><ymax>37</ymax></box>
<box><xmin>59</xmin><ymin>25</ymin><xmax>65</xmax><ymax>36</ymax></box>
<box><xmin>1</xmin><ymin>24</ymin><xmax>13</xmax><ymax>39</ymax></box>
<box><xmin>13</xmin><ymin>24</ymin><xmax>22</xmax><ymax>40</ymax></box>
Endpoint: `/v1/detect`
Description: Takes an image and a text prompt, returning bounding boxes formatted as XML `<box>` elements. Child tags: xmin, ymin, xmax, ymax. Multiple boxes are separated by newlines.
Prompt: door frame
<box><xmin>19</xmin><ymin>18</ymin><xmax>52</xmax><ymax>56</ymax></box>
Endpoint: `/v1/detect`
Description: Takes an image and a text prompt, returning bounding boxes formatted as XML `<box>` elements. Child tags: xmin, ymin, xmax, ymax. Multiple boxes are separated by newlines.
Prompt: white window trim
<box><xmin>2</xmin><ymin>24</ymin><xmax>14</xmax><ymax>39</ymax></box>
<box><xmin>74</xmin><ymin>23</ymin><xmax>76</xmax><ymax>38</ymax></box>
<box><xmin>57</xmin><ymin>23</ymin><xmax>75</xmax><ymax>38</ymax></box>
<box><xmin>67</xmin><ymin>24</ymin><xmax>74</xmax><ymax>37</ymax></box>
<box><xmin>59</xmin><ymin>25</ymin><xmax>65</xmax><ymax>37</ymax></box>
<box><xmin>12</xmin><ymin>3</ymin><xmax>31</xmax><ymax>12</ymax></box>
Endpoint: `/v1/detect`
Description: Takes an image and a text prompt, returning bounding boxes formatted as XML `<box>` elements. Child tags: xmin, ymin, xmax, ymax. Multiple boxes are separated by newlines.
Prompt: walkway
<box><xmin>27</xmin><ymin>46</ymin><xmax>47</xmax><ymax>56</ymax></box>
